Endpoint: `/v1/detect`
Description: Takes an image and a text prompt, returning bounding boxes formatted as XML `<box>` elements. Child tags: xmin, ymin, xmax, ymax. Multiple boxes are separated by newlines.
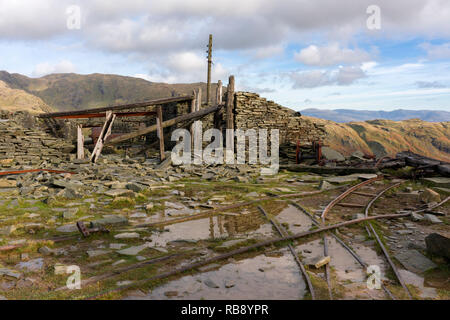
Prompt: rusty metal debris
<box><xmin>76</xmin><ymin>221</ymin><xmax>110</xmax><ymax>238</ymax></box>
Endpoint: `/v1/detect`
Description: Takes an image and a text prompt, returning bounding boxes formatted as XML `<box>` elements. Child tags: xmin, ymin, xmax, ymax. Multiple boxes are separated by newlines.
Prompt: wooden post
<box><xmin>214</xmin><ymin>80</ymin><xmax>223</xmax><ymax>130</ymax></box>
<box><xmin>77</xmin><ymin>124</ymin><xmax>84</xmax><ymax>160</ymax></box>
<box><xmin>193</xmin><ymin>88</ymin><xmax>202</xmax><ymax>164</ymax></box>
<box><xmin>190</xmin><ymin>90</ymin><xmax>197</xmax><ymax>149</ymax></box>
<box><xmin>91</xmin><ymin>111</ymin><xmax>116</xmax><ymax>163</ymax></box>
<box><xmin>225</xmin><ymin>75</ymin><xmax>235</xmax><ymax>164</ymax></box>
<box><xmin>206</xmin><ymin>34</ymin><xmax>213</xmax><ymax>106</ymax></box>
<box><xmin>156</xmin><ymin>105</ymin><xmax>165</xmax><ymax>161</ymax></box>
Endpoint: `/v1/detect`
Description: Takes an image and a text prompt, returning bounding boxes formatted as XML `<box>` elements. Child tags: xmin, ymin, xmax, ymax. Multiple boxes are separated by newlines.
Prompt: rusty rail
<box><xmin>364</xmin><ymin>181</ymin><xmax>413</xmax><ymax>299</ymax></box>
<box><xmin>288</xmin><ymin>201</ymin><xmax>396</xmax><ymax>300</ymax></box>
<box><xmin>0</xmin><ymin>169</ymin><xmax>75</xmax><ymax>176</ymax></box>
<box><xmin>257</xmin><ymin>205</ymin><xmax>316</xmax><ymax>300</ymax></box>
<box><xmin>321</xmin><ymin>175</ymin><xmax>383</xmax><ymax>221</ymax></box>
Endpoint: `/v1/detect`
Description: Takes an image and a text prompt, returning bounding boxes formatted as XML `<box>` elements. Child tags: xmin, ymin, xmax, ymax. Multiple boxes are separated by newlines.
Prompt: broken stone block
<box><xmin>318</xmin><ymin>180</ymin><xmax>333</xmax><ymax>191</ymax></box>
<box><xmin>419</xmin><ymin>188</ymin><xmax>441</xmax><ymax>204</ymax></box>
<box><xmin>0</xmin><ymin>268</ymin><xmax>21</xmax><ymax>279</ymax></box>
<box><xmin>322</xmin><ymin>147</ymin><xmax>345</xmax><ymax>162</ymax></box>
<box><xmin>425</xmin><ymin>233</ymin><xmax>450</xmax><ymax>260</ymax></box>
<box><xmin>87</xmin><ymin>250</ymin><xmax>110</xmax><ymax>258</ymax></box>
<box><xmin>0</xmin><ymin>179</ymin><xmax>17</xmax><ymax>188</ymax></box>
<box><xmin>394</xmin><ymin>249</ymin><xmax>437</xmax><ymax>273</ymax></box>
<box><xmin>0</xmin><ymin>225</ymin><xmax>17</xmax><ymax>236</ymax></box>
<box><xmin>15</xmin><ymin>258</ymin><xmax>44</xmax><ymax>272</ymax></box>
<box><xmin>204</xmin><ymin>278</ymin><xmax>220</xmax><ymax>288</ymax></box>
<box><xmin>410</xmin><ymin>212</ymin><xmax>424</xmax><ymax>222</ymax></box>
<box><xmin>117</xmin><ymin>243</ymin><xmax>149</xmax><ymax>256</ymax></box>
<box><xmin>90</xmin><ymin>215</ymin><xmax>128</xmax><ymax>228</ymax></box>
<box><xmin>126</xmin><ymin>182</ymin><xmax>145</xmax><ymax>192</ymax></box>
<box><xmin>104</xmin><ymin>189</ymin><xmax>135</xmax><ymax>198</ymax></box>
<box><xmin>114</xmin><ymin>232</ymin><xmax>140</xmax><ymax>239</ymax></box>
<box><xmin>424</xmin><ymin>214</ymin><xmax>442</xmax><ymax>224</ymax></box>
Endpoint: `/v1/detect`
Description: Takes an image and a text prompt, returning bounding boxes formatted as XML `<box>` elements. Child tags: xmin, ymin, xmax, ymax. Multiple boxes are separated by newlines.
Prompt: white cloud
<box><xmin>32</xmin><ymin>60</ymin><xmax>76</xmax><ymax>77</ymax></box>
<box><xmin>294</xmin><ymin>43</ymin><xmax>371</xmax><ymax>67</ymax></box>
<box><xmin>420</xmin><ymin>42</ymin><xmax>450</xmax><ymax>60</ymax></box>
<box><xmin>415</xmin><ymin>80</ymin><xmax>447</xmax><ymax>88</ymax></box>
<box><xmin>253</xmin><ymin>44</ymin><xmax>285</xmax><ymax>59</ymax></box>
<box><xmin>289</xmin><ymin>66</ymin><xmax>366</xmax><ymax>88</ymax></box>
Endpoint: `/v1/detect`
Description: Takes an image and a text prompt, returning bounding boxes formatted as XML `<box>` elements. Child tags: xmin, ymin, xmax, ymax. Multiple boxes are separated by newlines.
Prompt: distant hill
<box><xmin>301</xmin><ymin>108</ymin><xmax>450</xmax><ymax>122</ymax></box>
<box><xmin>303</xmin><ymin>116</ymin><xmax>450</xmax><ymax>162</ymax></box>
<box><xmin>0</xmin><ymin>80</ymin><xmax>53</xmax><ymax>114</ymax></box>
<box><xmin>0</xmin><ymin>71</ymin><xmax>217</xmax><ymax>112</ymax></box>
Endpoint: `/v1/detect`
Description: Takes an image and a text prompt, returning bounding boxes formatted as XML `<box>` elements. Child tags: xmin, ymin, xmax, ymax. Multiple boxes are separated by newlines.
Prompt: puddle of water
<box><xmin>149</xmin><ymin>211</ymin><xmax>276</xmax><ymax>247</ymax></box>
<box><xmin>142</xmin><ymin>249</ymin><xmax>307</xmax><ymax>300</ymax></box>
<box><xmin>274</xmin><ymin>205</ymin><xmax>313</xmax><ymax>233</ymax></box>
<box><xmin>150</xmin><ymin>216</ymin><xmax>229</xmax><ymax>246</ymax></box>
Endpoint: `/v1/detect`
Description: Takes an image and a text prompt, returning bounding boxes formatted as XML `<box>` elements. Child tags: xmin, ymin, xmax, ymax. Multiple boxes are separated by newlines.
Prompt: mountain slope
<box><xmin>0</xmin><ymin>71</ymin><xmax>217</xmax><ymax>112</ymax></box>
<box><xmin>301</xmin><ymin>108</ymin><xmax>450</xmax><ymax>122</ymax></box>
<box><xmin>0</xmin><ymin>80</ymin><xmax>53</xmax><ymax>114</ymax></box>
<box><xmin>303</xmin><ymin>116</ymin><xmax>450</xmax><ymax>162</ymax></box>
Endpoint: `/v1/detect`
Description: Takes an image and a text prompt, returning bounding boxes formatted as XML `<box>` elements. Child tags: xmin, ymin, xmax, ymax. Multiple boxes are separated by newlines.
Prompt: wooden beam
<box><xmin>156</xmin><ymin>105</ymin><xmax>165</xmax><ymax>161</ymax></box>
<box><xmin>77</xmin><ymin>124</ymin><xmax>84</xmax><ymax>160</ymax></box>
<box><xmin>225</xmin><ymin>75</ymin><xmax>235</xmax><ymax>163</ymax></box>
<box><xmin>206</xmin><ymin>34</ymin><xmax>213</xmax><ymax>106</ymax></box>
<box><xmin>91</xmin><ymin>111</ymin><xmax>116</xmax><ymax>163</ymax></box>
<box><xmin>106</xmin><ymin>104</ymin><xmax>223</xmax><ymax>145</ymax></box>
<box><xmin>193</xmin><ymin>88</ymin><xmax>202</xmax><ymax>164</ymax></box>
<box><xmin>214</xmin><ymin>80</ymin><xmax>223</xmax><ymax>130</ymax></box>
<box><xmin>54</xmin><ymin>111</ymin><xmax>156</xmax><ymax>119</ymax></box>
<box><xmin>38</xmin><ymin>96</ymin><xmax>193</xmax><ymax>118</ymax></box>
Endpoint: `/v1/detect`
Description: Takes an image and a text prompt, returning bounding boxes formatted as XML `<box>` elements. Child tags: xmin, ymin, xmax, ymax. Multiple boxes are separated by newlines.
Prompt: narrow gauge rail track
<box><xmin>257</xmin><ymin>205</ymin><xmax>316</xmax><ymax>300</ymax></box>
<box><xmin>320</xmin><ymin>176</ymin><xmax>382</xmax><ymax>299</ymax></box>
<box><xmin>364</xmin><ymin>182</ymin><xmax>413</xmax><ymax>299</ymax></box>
<box><xmin>319</xmin><ymin>175</ymin><xmax>413</xmax><ymax>299</ymax></box>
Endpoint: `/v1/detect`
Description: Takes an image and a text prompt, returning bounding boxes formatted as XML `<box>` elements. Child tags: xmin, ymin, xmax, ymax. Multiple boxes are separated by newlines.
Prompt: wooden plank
<box><xmin>38</xmin><ymin>96</ymin><xmax>193</xmax><ymax>118</ymax></box>
<box><xmin>156</xmin><ymin>105</ymin><xmax>165</xmax><ymax>161</ymax></box>
<box><xmin>106</xmin><ymin>104</ymin><xmax>223</xmax><ymax>145</ymax></box>
<box><xmin>225</xmin><ymin>75</ymin><xmax>235</xmax><ymax>163</ymax></box>
<box><xmin>214</xmin><ymin>80</ymin><xmax>223</xmax><ymax>129</ymax></box>
<box><xmin>193</xmin><ymin>88</ymin><xmax>202</xmax><ymax>164</ymax></box>
<box><xmin>91</xmin><ymin>111</ymin><xmax>116</xmax><ymax>163</ymax></box>
<box><xmin>77</xmin><ymin>124</ymin><xmax>84</xmax><ymax>160</ymax></box>
<box><xmin>54</xmin><ymin>111</ymin><xmax>156</xmax><ymax>119</ymax></box>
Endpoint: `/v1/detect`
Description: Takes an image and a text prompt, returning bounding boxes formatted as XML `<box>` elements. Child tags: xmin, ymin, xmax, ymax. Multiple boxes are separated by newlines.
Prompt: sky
<box><xmin>0</xmin><ymin>0</ymin><xmax>449</xmax><ymax>111</ymax></box>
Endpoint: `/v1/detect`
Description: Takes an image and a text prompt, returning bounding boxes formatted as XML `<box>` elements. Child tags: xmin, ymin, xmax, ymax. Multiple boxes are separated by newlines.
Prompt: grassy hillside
<box><xmin>304</xmin><ymin>116</ymin><xmax>450</xmax><ymax>162</ymax></box>
<box><xmin>0</xmin><ymin>80</ymin><xmax>53</xmax><ymax>114</ymax></box>
<box><xmin>0</xmin><ymin>71</ymin><xmax>217</xmax><ymax>111</ymax></box>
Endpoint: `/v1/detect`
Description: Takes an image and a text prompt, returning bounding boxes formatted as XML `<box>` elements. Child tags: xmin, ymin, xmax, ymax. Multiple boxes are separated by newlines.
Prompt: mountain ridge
<box><xmin>301</xmin><ymin>108</ymin><xmax>450</xmax><ymax>122</ymax></box>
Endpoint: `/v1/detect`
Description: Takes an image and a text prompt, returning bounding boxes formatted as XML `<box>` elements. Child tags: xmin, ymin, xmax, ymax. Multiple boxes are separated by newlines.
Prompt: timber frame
<box><xmin>37</xmin><ymin>76</ymin><xmax>236</xmax><ymax>163</ymax></box>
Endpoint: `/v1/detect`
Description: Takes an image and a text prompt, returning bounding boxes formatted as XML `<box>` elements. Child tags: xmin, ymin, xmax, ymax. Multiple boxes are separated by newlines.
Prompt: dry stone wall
<box><xmin>0</xmin><ymin>111</ymin><xmax>74</xmax><ymax>167</ymax></box>
<box><xmin>234</xmin><ymin>92</ymin><xmax>326</xmax><ymax>145</ymax></box>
